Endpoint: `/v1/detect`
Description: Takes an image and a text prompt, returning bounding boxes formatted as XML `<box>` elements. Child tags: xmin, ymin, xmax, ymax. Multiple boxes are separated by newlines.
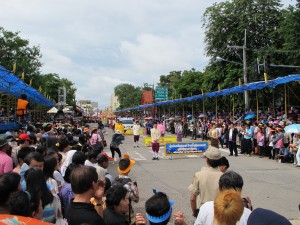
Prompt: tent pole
<box><xmin>256</xmin><ymin>90</ymin><xmax>259</xmax><ymax>122</ymax></box>
<box><xmin>284</xmin><ymin>84</ymin><xmax>287</xmax><ymax>122</ymax></box>
<box><xmin>232</xmin><ymin>95</ymin><xmax>235</xmax><ymax>121</ymax></box>
<box><xmin>215</xmin><ymin>97</ymin><xmax>218</xmax><ymax>122</ymax></box>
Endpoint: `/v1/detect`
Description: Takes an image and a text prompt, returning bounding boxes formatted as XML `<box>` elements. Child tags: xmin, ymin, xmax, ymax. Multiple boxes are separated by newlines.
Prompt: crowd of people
<box><xmin>0</xmin><ymin>109</ymin><xmax>299</xmax><ymax>225</ymax></box>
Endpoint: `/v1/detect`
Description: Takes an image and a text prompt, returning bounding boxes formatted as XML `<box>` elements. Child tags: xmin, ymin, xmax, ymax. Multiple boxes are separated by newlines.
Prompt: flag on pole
<box><xmin>264</xmin><ymin>73</ymin><xmax>268</xmax><ymax>83</ymax></box>
<box><xmin>239</xmin><ymin>78</ymin><xmax>242</xmax><ymax>86</ymax></box>
<box><xmin>29</xmin><ymin>79</ymin><xmax>32</xmax><ymax>86</ymax></box>
<box><xmin>218</xmin><ymin>84</ymin><xmax>221</xmax><ymax>91</ymax></box>
<box><xmin>21</xmin><ymin>72</ymin><xmax>25</xmax><ymax>81</ymax></box>
<box><xmin>12</xmin><ymin>63</ymin><xmax>16</xmax><ymax>73</ymax></box>
<box><xmin>201</xmin><ymin>89</ymin><xmax>204</xmax><ymax>95</ymax></box>
<box><xmin>39</xmin><ymin>86</ymin><xmax>42</xmax><ymax>92</ymax></box>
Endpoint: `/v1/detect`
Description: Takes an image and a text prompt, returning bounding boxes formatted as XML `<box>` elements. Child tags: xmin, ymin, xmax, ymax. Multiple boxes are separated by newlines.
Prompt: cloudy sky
<box><xmin>0</xmin><ymin>0</ymin><xmax>295</xmax><ymax>109</ymax></box>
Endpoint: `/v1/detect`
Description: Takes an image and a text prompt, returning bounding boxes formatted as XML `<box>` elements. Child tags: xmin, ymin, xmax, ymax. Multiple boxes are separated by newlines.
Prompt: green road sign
<box><xmin>155</xmin><ymin>87</ymin><xmax>168</xmax><ymax>101</ymax></box>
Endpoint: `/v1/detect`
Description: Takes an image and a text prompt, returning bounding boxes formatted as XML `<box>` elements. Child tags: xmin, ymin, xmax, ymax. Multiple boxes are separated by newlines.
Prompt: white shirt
<box><xmin>194</xmin><ymin>201</ymin><xmax>251</xmax><ymax>225</ymax></box>
<box><xmin>84</xmin><ymin>160</ymin><xmax>98</xmax><ymax>167</ymax></box>
<box><xmin>133</xmin><ymin>124</ymin><xmax>141</xmax><ymax>136</ymax></box>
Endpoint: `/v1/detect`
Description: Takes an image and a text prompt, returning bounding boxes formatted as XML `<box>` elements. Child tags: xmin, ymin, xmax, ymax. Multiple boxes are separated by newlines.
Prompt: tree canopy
<box><xmin>0</xmin><ymin>27</ymin><xmax>76</xmax><ymax>105</ymax></box>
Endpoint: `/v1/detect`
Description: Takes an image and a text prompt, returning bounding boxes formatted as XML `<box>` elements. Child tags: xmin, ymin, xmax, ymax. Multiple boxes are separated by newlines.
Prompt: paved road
<box><xmin>103</xmin><ymin>129</ymin><xmax>300</xmax><ymax>224</ymax></box>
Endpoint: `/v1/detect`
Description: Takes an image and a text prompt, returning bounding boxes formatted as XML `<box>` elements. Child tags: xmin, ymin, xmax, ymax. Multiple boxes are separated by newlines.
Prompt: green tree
<box><xmin>0</xmin><ymin>27</ymin><xmax>42</xmax><ymax>84</ymax></box>
<box><xmin>114</xmin><ymin>84</ymin><xmax>142</xmax><ymax>109</ymax></box>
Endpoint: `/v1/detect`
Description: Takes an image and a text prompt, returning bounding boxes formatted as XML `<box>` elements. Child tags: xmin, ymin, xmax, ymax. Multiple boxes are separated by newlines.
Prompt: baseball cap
<box><xmin>0</xmin><ymin>134</ymin><xmax>8</xmax><ymax>148</ymax></box>
<box><xmin>17</xmin><ymin>133</ymin><xmax>33</xmax><ymax>141</ymax></box>
<box><xmin>203</xmin><ymin>146</ymin><xmax>222</xmax><ymax>160</ymax></box>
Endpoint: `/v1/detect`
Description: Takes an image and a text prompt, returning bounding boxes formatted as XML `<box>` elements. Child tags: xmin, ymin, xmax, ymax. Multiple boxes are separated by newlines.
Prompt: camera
<box><xmin>243</xmin><ymin>198</ymin><xmax>249</xmax><ymax>208</ymax></box>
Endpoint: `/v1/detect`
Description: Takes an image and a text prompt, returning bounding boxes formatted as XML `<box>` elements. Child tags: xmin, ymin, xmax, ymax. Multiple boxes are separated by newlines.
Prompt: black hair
<box><xmin>219</xmin><ymin>156</ymin><xmax>230</xmax><ymax>169</ymax></box>
<box><xmin>57</xmin><ymin>135</ymin><xmax>70</xmax><ymax>152</ymax></box>
<box><xmin>17</xmin><ymin>147</ymin><xmax>34</xmax><ymax>164</ymax></box>
<box><xmin>0</xmin><ymin>172</ymin><xmax>21</xmax><ymax>204</ymax></box>
<box><xmin>21</xmin><ymin>94</ymin><xmax>27</xmax><ymax>100</ymax></box>
<box><xmin>43</xmin><ymin>156</ymin><xmax>58</xmax><ymax>179</ymax></box>
<box><xmin>28</xmin><ymin>133</ymin><xmax>37</xmax><ymax>144</ymax></box>
<box><xmin>104</xmin><ymin>177</ymin><xmax>111</xmax><ymax>194</ymax></box>
<box><xmin>64</xmin><ymin>163</ymin><xmax>81</xmax><ymax>183</ymax></box>
<box><xmin>72</xmin><ymin>151</ymin><xmax>87</xmax><ymax>165</ymax></box>
<box><xmin>219</xmin><ymin>171</ymin><xmax>244</xmax><ymax>191</ymax></box>
<box><xmin>35</xmin><ymin>146</ymin><xmax>47</xmax><ymax>156</ymax></box>
<box><xmin>24</xmin><ymin>152</ymin><xmax>44</xmax><ymax>165</ymax></box>
<box><xmin>25</xmin><ymin>168</ymin><xmax>53</xmax><ymax>207</ymax></box>
<box><xmin>206</xmin><ymin>158</ymin><xmax>220</xmax><ymax>168</ymax></box>
<box><xmin>8</xmin><ymin>191</ymin><xmax>31</xmax><ymax>217</ymax></box>
<box><xmin>119</xmin><ymin>158</ymin><xmax>130</xmax><ymax>171</ymax></box>
<box><xmin>88</xmin><ymin>149</ymin><xmax>100</xmax><ymax>160</ymax></box>
<box><xmin>145</xmin><ymin>192</ymin><xmax>172</xmax><ymax>225</ymax></box>
<box><xmin>71</xmin><ymin>166</ymin><xmax>98</xmax><ymax>194</ymax></box>
<box><xmin>97</xmin><ymin>154</ymin><xmax>109</xmax><ymax>164</ymax></box>
<box><xmin>105</xmin><ymin>184</ymin><xmax>128</xmax><ymax>208</ymax></box>
<box><xmin>27</xmin><ymin>125</ymin><xmax>34</xmax><ymax>133</ymax></box>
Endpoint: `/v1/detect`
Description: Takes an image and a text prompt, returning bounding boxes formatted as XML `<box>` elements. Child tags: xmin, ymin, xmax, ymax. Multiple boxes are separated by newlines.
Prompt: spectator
<box><xmin>103</xmin><ymin>184</ymin><xmax>130</xmax><ymax>225</ymax></box>
<box><xmin>0</xmin><ymin>172</ymin><xmax>21</xmax><ymax>213</ymax></box>
<box><xmin>97</xmin><ymin>153</ymin><xmax>114</xmax><ymax>184</ymax></box>
<box><xmin>25</xmin><ymin>168</ymin><xmax>57</xmax><ymax>223</ymax></box>
<box><xmin>65</xmin><ymin>166</ymin><xmax>105</xmax><ymax>225</ymax></box>
<box><xmin>85</xmin><ymin>149</ymin><xmax>101</xmax><ymax>167</ymax></box>
<box><xmin>247</xmin><ymin>208</ymin><xmax>292</xmax><ymax>225</ymax></box>
<box><xmin>0</xmin><ymin>134</ymin><xmax>13</xmax><ymax>175</ymax></box>
<box><xmin>213</xmin><ymin>189</ymin><xmax>244</xmax><ymax>225</ymax></box>
<box><xmin>12</xmin><ymin>147</ymin><xmax>33</xmax><ymax>175</ymax></box>
<box><xmin>145</xmin><ymin>191</ymin><xmax>177</xmax><ymax>225</ymax></box>
<box><xmin>60</xmin><ymin>163</ymin><xmax>80</xmax><ymax>217</ymax></box>
<box><xmin>188</xmin><ymin>146</ymin><xmax>222</xmax><ymax>217</ymax></box>
<box><xmin>219</xmin><ymin>156</ymin><xmax>230</xmax><ymax>173</ymax></box>
<box><xmin>8</xmin><ymin>191</ymin><xmax>31</xmax><ymax>217</ymax></box>
<box><xmin>195</xmin><ymin>171</ymin><xmax>252</xmax><ymax>225</ymax></box>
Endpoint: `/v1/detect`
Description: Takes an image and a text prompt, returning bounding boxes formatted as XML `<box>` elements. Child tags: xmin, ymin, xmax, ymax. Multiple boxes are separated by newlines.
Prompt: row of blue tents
<box><xmin>0</xmin><ymin>66</ymin><xmax>55</xmax><ymax>107</ymax></box>
<box><xmin>116</xmin><ymin>74</ymin><xmax>300</xmax><ymax>113</ymax></box>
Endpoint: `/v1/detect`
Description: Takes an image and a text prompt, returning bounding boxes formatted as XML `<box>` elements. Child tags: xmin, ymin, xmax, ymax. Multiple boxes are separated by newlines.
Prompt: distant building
<box><xmin>110</xmin><ymin>92</ymin><xmax>120</xmax><ymax>112</ymax></box>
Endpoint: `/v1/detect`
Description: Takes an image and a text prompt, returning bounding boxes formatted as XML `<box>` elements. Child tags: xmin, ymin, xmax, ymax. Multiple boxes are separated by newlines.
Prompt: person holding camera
<box><xmin>194</xmin><ymin>171</ymin><xmax>252</xmax><ymax>225</ymax></box>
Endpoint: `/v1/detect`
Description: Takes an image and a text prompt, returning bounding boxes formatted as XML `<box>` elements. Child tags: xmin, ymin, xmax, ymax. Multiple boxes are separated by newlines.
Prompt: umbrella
<box><xmin>0</xmin><ymin>214</ymin><xmax>53</xmax><ymax>224</ymax></box>
<box><xmin>198</xmin><ymin>113</ymin><xmax>206</xmax><ymax>118</ymax></box>
<box><xmin>187</xmin><ymin>114</ymin><xmax>192</xmax><ymax>118</ymax></box>
<box><xmin>42</xmin><ymin>122</ymin><xmax>52</xmax><ymax>127</ymax></box>
<box><xmin>284</xmin><ymin>124</ymin><xmax>300</xmax><ymax>133</ymax></box>
<box><xmin>244</xmin><ymin>113</ymin><xmax>256</xmax><ymax>120</ymax></box>
<box><xmin>169</xmin><ymin>117</ymin><xmax>175</xmax><ymax>120</ymax></box>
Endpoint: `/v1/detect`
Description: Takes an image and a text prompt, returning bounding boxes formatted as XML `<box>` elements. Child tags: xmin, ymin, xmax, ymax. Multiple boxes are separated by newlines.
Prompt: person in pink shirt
<box><xmin>157</xmin><ymin>121</ymin><xmax>166</xmax><ymax>137</ymax></box>
<box><xmin>0</xmin><ymin>134</ymin><xmax>13</xmax><ymax>175</ymax></box>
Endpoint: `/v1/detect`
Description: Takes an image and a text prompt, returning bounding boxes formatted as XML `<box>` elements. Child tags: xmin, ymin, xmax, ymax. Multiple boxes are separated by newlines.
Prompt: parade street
<box><xmin>105</xmin><ymin>129</ymin><xmax>300</xmax><ymax>225</ymax></box>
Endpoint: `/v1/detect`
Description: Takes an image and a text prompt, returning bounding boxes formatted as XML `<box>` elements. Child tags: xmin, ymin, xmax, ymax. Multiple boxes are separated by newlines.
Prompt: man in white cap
<box><xmin>188</xmin><ymin>146</ymin><xmax>223</xmax><ymax>218</ymax></box>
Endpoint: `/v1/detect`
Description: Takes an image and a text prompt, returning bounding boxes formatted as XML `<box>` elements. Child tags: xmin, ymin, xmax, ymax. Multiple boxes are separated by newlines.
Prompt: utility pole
<box><xmin>227</xmin><ymin>29</ymin><xmax>249</xmax><ymax>110</ymax></box>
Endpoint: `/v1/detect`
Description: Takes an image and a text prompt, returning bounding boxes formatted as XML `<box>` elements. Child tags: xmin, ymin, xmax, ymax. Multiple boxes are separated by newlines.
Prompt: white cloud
<box><xmin>0</xmin><ymin>0</ymin><xmax>295</xmax><ymax>108</ymax></box>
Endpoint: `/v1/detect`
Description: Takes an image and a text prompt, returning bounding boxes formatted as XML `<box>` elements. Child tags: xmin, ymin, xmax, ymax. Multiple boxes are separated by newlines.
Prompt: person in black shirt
<box><xmin>65</xmin><ymin>166</ymin><xmax>105</xmax><ymax>225</ymax></box>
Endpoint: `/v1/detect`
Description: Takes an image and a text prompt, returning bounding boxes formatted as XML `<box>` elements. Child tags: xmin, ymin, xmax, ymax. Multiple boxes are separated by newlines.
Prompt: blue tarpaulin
<box><xmin>116</xmin><ymin>74</ymin><xmax>300</xmax><ymax>113</ymax></box>
<box><xmin>0</xmin><ymin>66</ymin><xmax>55</xmax><ymax>107</ymax></box>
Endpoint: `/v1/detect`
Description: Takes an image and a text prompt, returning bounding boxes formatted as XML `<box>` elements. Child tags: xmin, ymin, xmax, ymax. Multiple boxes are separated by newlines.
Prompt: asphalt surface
<box><xmin>103</xmin><ymin>128</ymin><xmax>300</xmax><ymax>224</ymax></box>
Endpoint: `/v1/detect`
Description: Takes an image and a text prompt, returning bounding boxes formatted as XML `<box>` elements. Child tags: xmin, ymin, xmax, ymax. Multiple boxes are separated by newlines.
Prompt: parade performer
<box><xmin>133</xmin><ymin>121</ymin><xmax>141</xmax><ymax>148</ymax></box>
<box><xmin>151</xmin><ymin>121</ymin><xmax>161</xmax><ymax>160</ymax></box>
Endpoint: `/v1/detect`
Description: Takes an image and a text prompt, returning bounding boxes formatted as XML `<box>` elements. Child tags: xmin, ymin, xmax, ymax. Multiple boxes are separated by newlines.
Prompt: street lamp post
<box><xmin>227</xmin><ymin>29</ymin><xmax>249</xmax><ymax>110</ymax></box>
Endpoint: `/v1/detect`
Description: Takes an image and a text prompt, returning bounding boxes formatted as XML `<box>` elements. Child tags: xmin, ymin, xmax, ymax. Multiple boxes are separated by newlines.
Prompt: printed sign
<box><xmin>164</xmin><ymin>142</ymin><xmax>209</xmax><ymax>156</ymax></box>
<box><xmin>143</xmin><ymin>136</ymin><xmax>177</xmax><ymax>146</ymax></box>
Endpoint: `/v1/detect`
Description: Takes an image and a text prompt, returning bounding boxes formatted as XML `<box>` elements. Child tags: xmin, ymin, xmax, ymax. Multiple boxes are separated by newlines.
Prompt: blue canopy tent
<box><xmin>116</xmin><ymin>74</ymin><xmax>300</xmax><ymax>113</ymax></box>
<box><xmin>0</xmin><ymin>66</ymin><xmax>55</xmax><ymax>107</ymax></box>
